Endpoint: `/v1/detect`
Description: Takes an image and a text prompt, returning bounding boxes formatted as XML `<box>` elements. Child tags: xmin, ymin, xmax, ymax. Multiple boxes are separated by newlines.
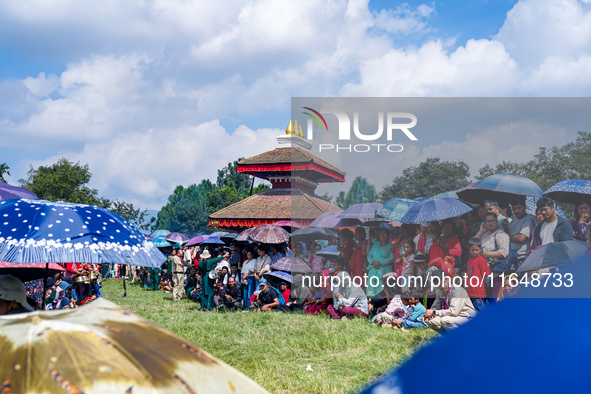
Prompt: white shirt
<box><xmin>540</xmin><ymin>220</ymin><xmax>558</xmax><ymax>245</ymax></box>
<box><xmin>242</xmin><ymin>258</ymin><xmax>256</xmax><ymax>278</ymax></box>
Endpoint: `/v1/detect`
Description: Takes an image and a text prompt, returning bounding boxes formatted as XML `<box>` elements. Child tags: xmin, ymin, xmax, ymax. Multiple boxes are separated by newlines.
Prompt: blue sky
<box><xmin>0</xmin><ymin>0</ymin><xmax>590</xmax><ymax>210</ymax></box>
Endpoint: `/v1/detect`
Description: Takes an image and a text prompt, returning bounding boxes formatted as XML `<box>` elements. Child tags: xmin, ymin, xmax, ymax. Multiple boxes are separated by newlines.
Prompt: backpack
<box><xmin>271</xmin><ymin>287</ymin><xmax>286</xmax><ymax>305</ymax></box>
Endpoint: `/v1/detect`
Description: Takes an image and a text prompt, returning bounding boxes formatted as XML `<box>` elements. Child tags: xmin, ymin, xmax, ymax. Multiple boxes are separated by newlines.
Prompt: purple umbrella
<box><xmin>164</xmin><ymin>232</ymin><xmax>189</xmax><ymax>244</ymax></box>
<box><xmin>271</xmin><ymin>257</ymin><xmax>312</xmax><ymax>273</ymax></box>
<box><xmin>201</xmin><ymin>236</ymin><xmax>225</xmax><ymax>245</ymax></box>
<box><xmin>338</xmin><ymin>203</ymin><xmax>381</xmax><ymax>220</ymax></box>
<box><xmin>0</xmin><ymin>182</ymin><xmax>38</xmax><ymax>200</ymax></box>
<box><xmin>309</xmin><ymin>211</ymin><xmax>343</xmax><ymax>228</ymax></box>
<box><xmin>186</xmin><ymin>235</ymin><xmax>209</xmax><ymax>246</ymax></box>
<box><xmin>248</xmin><ymin>224</ymin><xmax>290</xmax><ymax>244</ymax></box>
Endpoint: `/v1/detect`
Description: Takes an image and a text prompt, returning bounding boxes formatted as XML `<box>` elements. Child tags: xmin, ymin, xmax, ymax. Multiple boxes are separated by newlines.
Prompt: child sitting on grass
<box><xmin>394</xmin><ymin>289</ymin><xmax>427</xmax><ymax>329</ymax></box>
<box><xmin>375</xmin><ymin>291</ymin><xmax>410</xmax><ymax>328</ymax></box>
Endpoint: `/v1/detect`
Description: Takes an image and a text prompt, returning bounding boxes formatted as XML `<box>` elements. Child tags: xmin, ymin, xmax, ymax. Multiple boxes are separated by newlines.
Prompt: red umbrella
<box><xmin>248</xmin><ymin>224</ymin><xmax>290</xmax><ymax>244</ymax></box>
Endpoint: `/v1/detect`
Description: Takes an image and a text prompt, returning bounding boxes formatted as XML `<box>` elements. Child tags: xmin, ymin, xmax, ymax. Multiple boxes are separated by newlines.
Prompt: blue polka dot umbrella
<box><xmin>400</xmin><ymin>197</ymin><xmax>473</xmax><ymax>224</ymax></box>
<box><xmin>0</xmin><ymin>199</ymin><xmax>166</xmax><ymax>267</ymax></box>
<box><xmin>544</xmin><ymin>179</ymin><xmax>591</xmax><ymax>205</ymax></box>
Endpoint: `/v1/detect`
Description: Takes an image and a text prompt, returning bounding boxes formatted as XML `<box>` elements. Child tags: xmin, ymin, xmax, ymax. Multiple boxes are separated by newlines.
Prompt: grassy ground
<box><xmin>101</xmin><ymin>279</ymin><xmax>436</xmax><ymax>393</ymax></box>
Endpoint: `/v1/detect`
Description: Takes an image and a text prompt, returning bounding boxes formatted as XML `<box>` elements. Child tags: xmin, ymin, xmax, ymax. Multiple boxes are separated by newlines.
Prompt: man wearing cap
<box><xmin>0</xmin><ymin>275</ymin><xmax>34</xmax><ymax>315</ymax></box>
<box><xmin>256</xmin><ymin>279</ymin><xmax>280</xmax><ymax>312</ymax></box>
<box><xmin>200</xmin><ymin>249</ymin><xmax>224</xmax><ymax>311</ymax></box>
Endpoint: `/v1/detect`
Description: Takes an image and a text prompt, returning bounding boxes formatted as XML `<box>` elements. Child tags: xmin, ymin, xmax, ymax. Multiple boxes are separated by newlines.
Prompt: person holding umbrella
<box><xmin>531</xmin><ymin>196</ymin><xmax>574</xmax><ymax>249</ymax></box>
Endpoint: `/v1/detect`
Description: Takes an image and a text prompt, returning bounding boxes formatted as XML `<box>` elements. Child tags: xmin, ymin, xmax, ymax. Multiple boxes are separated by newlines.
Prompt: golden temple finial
<box><xmin>293</xmin><ymin>120</ymin><xmax>300</xmax><ymax>138</ymax></box>
<box><xmin>285</xmin><ymin>120</ymin><xmax>294</xmax><ymax>135</ymax></box>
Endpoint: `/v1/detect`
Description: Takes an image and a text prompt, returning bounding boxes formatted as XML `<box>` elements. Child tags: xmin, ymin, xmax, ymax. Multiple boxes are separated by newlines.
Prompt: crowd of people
<box><xmin>4</xmin><ymin>196</ymin><xmax>590</xmax><ymax>334</ymax></box>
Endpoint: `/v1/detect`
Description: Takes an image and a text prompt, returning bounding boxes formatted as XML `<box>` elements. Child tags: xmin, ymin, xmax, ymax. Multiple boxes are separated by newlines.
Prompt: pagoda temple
<box><xmin>209</xmin><ymin>121</ymin><xmax>345</xmax><ymax>231</ymax></box>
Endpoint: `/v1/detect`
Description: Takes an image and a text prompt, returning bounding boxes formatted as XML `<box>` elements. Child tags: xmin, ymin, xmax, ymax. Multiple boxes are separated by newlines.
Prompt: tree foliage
<box><xmin>336</xmin><ymin>176</ymin><xmax>377</xmax><ymax>209</ymax></box>
<box><xmin>477</xmin><ymin>131</ymin><xmax>591</xmax><ymax>191</ymax></box>
<box><xmin>380</xmin><ymin>158</ymin><xmax>470</xmax><ymax>201</ymax></box>
<box><xmin>0</xmin><ymin>163</ymin><xmax>10</xmax><ymax>183</ymax></box>
<box><xmin>18</xmin><ymin>158</ymin><xmax>150</xmax><ymax>230</ymax></box>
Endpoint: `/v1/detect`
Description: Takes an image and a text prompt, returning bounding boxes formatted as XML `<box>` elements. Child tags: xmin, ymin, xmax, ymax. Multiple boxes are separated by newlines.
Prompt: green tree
<box><xmin>18</xmin><ymin>157</ymin><xmax>149</xmax><ymax>230</ymax></box>
<box><xmin>0</xmin><ymin>163</ymin><xmax>10</xmax><ymax>183</ymax></box>
<box><xmin>108</xmin><ymin>200</ymin><xmax>150</xmax><ymax>231</ymax></box>
<box><xmin>152</xmin><ymin>181</ymin><xmax>216</xmax><ymax>235</ymax></box>
<box><xmin>208</xmin><ymin>181</ymin><xmax>241</xmax><ymax>213</ymax></box>
<box><xmin>336</xmin><ymin>176</ymin><xmax>377</xmax><ymax>209</ymax></box>
<box><xmin>216</xmin><ymin>159</ymin><xmax>252</xmax><ymax>195</ymax></box>
<box><xmin>380</xmin><ymin>158</ymin><xmax>470</xmax><ymax>201</ymax></box>
<box><xmin>19</xmin><ymin>158</ymin><xmax>105</xmax><ymax>205</ymax></box>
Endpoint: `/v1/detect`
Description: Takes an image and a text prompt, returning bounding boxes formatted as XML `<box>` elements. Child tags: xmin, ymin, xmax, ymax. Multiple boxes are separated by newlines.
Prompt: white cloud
<box><xmin>23</xmin><ymin>121</ymin><xmax>281</xmax><ymax>209</ymax></box>
<box><xmin>2</xmin><ymin>0</ymin><xmax>591</xmax><ymax>209</ymax></box>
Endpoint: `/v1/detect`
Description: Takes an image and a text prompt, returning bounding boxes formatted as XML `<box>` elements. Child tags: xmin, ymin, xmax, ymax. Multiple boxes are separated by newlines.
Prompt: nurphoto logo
<box><xmin>302</xmin><ymin>107</ymin><xmax>418</xmax><ymax>153</ymax></box>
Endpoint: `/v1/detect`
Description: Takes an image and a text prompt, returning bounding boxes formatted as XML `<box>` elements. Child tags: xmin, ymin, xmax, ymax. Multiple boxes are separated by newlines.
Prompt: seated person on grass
<box><xmin>159</xmin><ymin>275</ymin><xmax>173</xmax><ymax>292</ymax></box>
<box><xmin>255</xmin><ymin>279</ymin><xmax>280</xmax><ymax>312</ymax></box>
<box><xmin>375</xmin><ymin>291</ymin><xmax>409</xmax><ymax>328</ymax></box>
<box><xmin>185</xmin><ymin>270</ymin><xmax>202</xmax><ymax>303</ymax></box>
<box><xmin>304</xmin><ymin>273</ymin><xmax>333</xmax><ymax>315</ymax></box>
<box><xmin>394</xmin><ymin>289</ymin><xmax>428</xmax><ymax>329</ymax></box>
<box><xmin>327</xmin><ymin>258</ymin><xmax>369</xmax><ymax>321</ymax></box>
<box><xmin>422</xmin><ymin>269</ymin><xmax>477</xmax><ymax>333</ymax></box>
<box><xmin>222</xmin><ymin>277</ymin><xmax>243</xmax><ymax>310</ymax></box>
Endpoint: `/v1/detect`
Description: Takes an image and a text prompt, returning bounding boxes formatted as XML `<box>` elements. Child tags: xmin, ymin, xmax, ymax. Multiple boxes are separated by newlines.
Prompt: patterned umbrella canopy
<box><xmin>0</xmin><ymin>298</ymin><xmax>268</xmax><ymax>393</ymax></box>
<box><xmin>338</xmin><ymin>203</ymin><xmax>382</xmax><ymax>220</ymax></box>
<box><xmin>291</xmin><ymin>227</ymin><xmax>337</xmax><ymax>242</ymax></box>
<box><xmin>248</xmin><ymin>224</ymin><xmax>290</xmax><ymax>244</ymax></box>
<box><xmin>309</xmin><ymin>211</ymin><xmax>343</xmax><ymax>228</ymax></box>
<box><xmin>149</xmin><ymin>229</ymin><xmax>170</xmax><ymax>238</ymax></box>
<box><xmin>235</xmin><ymin>228</ymin><xmax>255</xmax><ymax>242</ymax></box>
<box><xmin>413</xmin><ymin>197</ymin><xmax>430</xmax><ymax>202</ymax></box>
<box><xmin>164</xmin><ymin>232</ymin><xmax>189</xmax><ymax>244</ymax></box>
<box><xmin>152</xmin><ymin>236</ymin><xmax>172</xmax><ymax>248</ymax></box>
<box><xmin>401</xmin><ymin>197</ymin><xmax>473</xmax><ymax>224</ymax></box>
<box><xmin>544</xmin><ymin>179</ymin><xmax>591</xmax><ymax>205</ymax></box>
<box><xmin>0</xmin><ymin>181</ymin><xmax>38</xmax><ymax>200</ymax></box>
<box><xmin>0</xmin><ymin>199</ymin><xmax>165</xmax><ymax>267</ymax></box>
<box><xmin>376</xmin><ymin>198</ymin><xmax>417</xmax><ymax>221</ymax></box>
<box><xmin>270</xmin><ymin>257</ymin><xmax>312</xmax><ymax>273</ymax></box>
<box><xmin>525</xmin><ymin>196</ymin><xmax>567</xmax><ymax>219</ymax></box>
<box><xmin>457</xmin><ymin>174</ymin><xmax>543</xmax><ymax>204</ymax></box>
<box><xmin>210</xmin><ymin>231</ymin><xmax>230</xmax><ymax>237</ymax></box>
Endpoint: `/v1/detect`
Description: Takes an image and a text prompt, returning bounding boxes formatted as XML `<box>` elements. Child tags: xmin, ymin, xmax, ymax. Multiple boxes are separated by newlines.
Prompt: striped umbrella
<box><xmin>271</xmin><ymin>257</ymin><xmax>312</xmax><ymax>273</ymax></box>
<box><xmin>376</xmin><ymin>198</ymin><xmax>417</xmax><ymax>221</ymax></box>
<box><xmin>401</xmin><ymin>197</ymin><xmax>473</xmax><ymax>224</ymax></box>
<box><xmin>0</xmin><ymin>199</ymin><xmax>165</xmax><ymax>267</ymax></box>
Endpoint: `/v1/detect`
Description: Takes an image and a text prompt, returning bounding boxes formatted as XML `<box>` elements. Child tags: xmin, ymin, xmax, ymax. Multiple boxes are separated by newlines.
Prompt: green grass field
<box><xmin>101</xmin><ymin>279</ymin><xmax>436</xmax><ymax>393</ymax></box>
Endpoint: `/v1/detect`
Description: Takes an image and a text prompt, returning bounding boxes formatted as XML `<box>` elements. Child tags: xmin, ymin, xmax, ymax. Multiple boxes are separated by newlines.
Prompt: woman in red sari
<box><xmin>428</xmin><ymin>220</ymin><xmax>461</xmax><ymax>277</ymax></box>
